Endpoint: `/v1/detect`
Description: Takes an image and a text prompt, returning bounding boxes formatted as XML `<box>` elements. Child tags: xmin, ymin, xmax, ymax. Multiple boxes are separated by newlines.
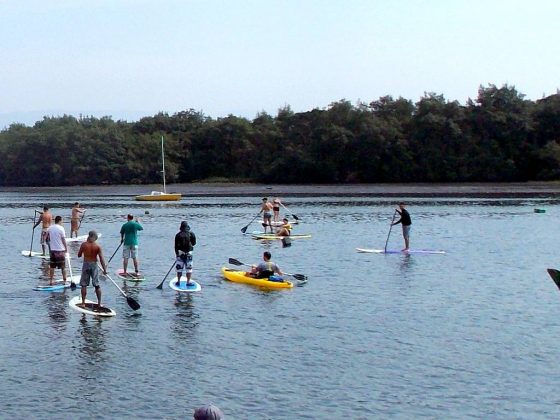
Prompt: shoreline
<box><xmin>3</xmin><ymin>181</ymin><xmax>560</xmax><ymax>197</ymax></box>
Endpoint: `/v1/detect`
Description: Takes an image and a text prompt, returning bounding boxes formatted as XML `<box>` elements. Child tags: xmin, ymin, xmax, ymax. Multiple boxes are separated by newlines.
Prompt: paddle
<box><xmin>66</xmin><ymin>252</ymin><xmax>77</xmax><ymax>290</ymax></box>
<box><xmin>241</xmin><ymin>213</ymin><xmax>261</xmax><ymax>234</ymax></box>
<box><xmin>99</xmin><ymin>263</ymin><xmax>141</xmax><ymax>310</ymax></box>
<box><xmin>227</xmin><ymin>258</ymin><xmax>307</xmax><ymax>282</ymax></box>
<box><xmin>77</xmin><ymin>209</ymin><xmax>86</xmax><ymax>230</ymax></box>
<box><xmin>384</xmin><ymin>210</ymin><xmax>398</xmax><ymax>253</ymax></box>
<box><xmin>28</xmin><ymin>210</ymin><xmax>38</xmax><ymax>257</ymax></box>
<box><xmin>107</xmin><ymin>242</ymin><xmax>122</xmax><ymax>264</ymax></box>
<box><xmin>280</xmin><ymin>203</ymin><xmax>299</xmax><ymax>221</ymax></box>
<box><xmin>156</xmin><ymin>260</ymin><xmax>177</xmax><ymax>289</ymax></box>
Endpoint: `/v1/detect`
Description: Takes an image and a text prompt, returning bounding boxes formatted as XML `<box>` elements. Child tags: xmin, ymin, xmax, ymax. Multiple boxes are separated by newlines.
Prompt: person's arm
<box><xmin>62</xmin><ymin>236</ymin><xmax>67</xmax><ymax>253</ymax></box>
<box><xmin>136</xmin><ymin>222</ymin><xmax>143</xmax><ymax>231</ymax></box>
<box><xmin>120</xmin><ymin>226</ymin><xmax>125</xmax><ymax>243</ymax></box>
<box><xmin>392</xmin><ymin>209</ymin><xmax>403</xmax><ymax>225</ymax></box>
<box><xmin>33</xmin><ymin>214</ymin><xmax>43</xmax><ymax>229</ymax></box>
<box><xmin>190</xmin><ymin>232</ymin><xmax>196</xmax><ymax>247</ymax></box>
<box><xmin>77</xmin><ymin>243</ymin><xmax>84</xmax><ymax>258</ymax></box>
<box><xmin>275</xmin><ymin>264</ymin><xmax>283</xmax><ymax>275</ymax></box>
<box><xmin>174</xmin><ymin>234</ymin><xmax>180</xmax><ymax>257</ymax></box>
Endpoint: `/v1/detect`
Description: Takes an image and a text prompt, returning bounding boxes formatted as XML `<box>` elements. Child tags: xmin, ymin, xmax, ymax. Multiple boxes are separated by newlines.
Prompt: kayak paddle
<box><xmin>99</xmin><ymin>264</ymin><xmax>141</xmax><ymax>310</ymax></box>
<box><xmin>228</xmin><ymin>258</ymin><xmax>307</xmax><ymax>282</ymax></box>
<box><xmin>156</xmin><ymin>260</ymin><xmax>177</xmax><ymax>289</ymax></box>
<box><xmin>241</xmin><ymin>213</ymin><xmax>261</xmax><ymax>234</ymax></box>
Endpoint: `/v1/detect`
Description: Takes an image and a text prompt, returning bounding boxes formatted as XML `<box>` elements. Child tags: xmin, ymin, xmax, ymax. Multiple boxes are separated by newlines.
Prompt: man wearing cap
<box><xmin>46</xmin><ymin>215</ymin><xmax>68</xmax><ymax>285</ymax></box>
<box><xmin>77</xmin><ymin>231</ymin><xmax>107</xmax><ymax>309</ymax></box>
<box><xmin>120</xmin><ymin>214</ymin><xmax>143</xmax><ymax>277</ymax></box>
<box><xmin>259</xmin><ymin>197</ymin><xmax>274</xmax><ymax>234</ymax></box>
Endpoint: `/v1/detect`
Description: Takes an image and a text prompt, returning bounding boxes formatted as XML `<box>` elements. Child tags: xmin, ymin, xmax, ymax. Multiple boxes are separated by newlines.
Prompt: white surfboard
<box><xmin>356</xmin><ymin>248</ymin><xmax>446</xmax><ymax>254</ymax></box>
<box><xmin>69</xmin><ymin>296</ymin><xmax>116</xmax><ymax>317</ymax></box>
<box><xmin>66</xmin><ymin>233</ymin><xmax>102</xmax><ymax>243</ymax></box>
<box><xmin>21</xmin><ymin>250</ymin><xmax>49</xmax><ymax>259</ymax></box>
<box><xmin>115</xmin><ymin>269</ymin><xmax>145</xmax><ymax>282</ymax></box>
<box><xmin>33</xmin><ymin>275</ymin><xmax>81</xmax><ymax>291</ymax></box>
<box><xmin>169</xmin><ymin>277</ymin><xmax>201</xmax><ymax>293</ymax></box>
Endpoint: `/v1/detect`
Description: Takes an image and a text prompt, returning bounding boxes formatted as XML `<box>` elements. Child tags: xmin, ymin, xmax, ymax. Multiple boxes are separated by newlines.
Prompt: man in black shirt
<box><xmin>392</xmin><ymin>202</ymin><xmax>412</xmax><ymax>251</ymax></box>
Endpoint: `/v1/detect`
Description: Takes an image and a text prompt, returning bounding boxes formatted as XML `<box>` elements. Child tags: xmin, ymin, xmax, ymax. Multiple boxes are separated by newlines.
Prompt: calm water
<box><xmin>1</xmin><ymin>185</ymin><xmax>560</xmax><ymax>419</ymax></box>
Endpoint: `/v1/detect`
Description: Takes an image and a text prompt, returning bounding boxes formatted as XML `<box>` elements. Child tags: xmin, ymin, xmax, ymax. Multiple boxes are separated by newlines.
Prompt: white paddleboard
<box><xmin>116</xmin><ymin>269</ymin><xmax>145</xmax><ymax>282</ymax></box>
<box><xmin>69</xmin><ymin>296</ymin><xmax>116</xmax><ymax>317</ymax></box>
<box><xmin>169</xmin><ymin>277</ymin><xmax>201</xmax><ymax>293</ymax></box>
<box><xmin>66</xmin><ymin>233</ymin><xmax>102</xmax><ymax>243</ymax></box>
<box><xmin>21</xmin><ymin>250</ymin><xmax>49</xmax><ymax>259</ymax></box>
<box><xmin>356</xmin><ymin>248</ymin><xmax>446</xmax><ymax>254</ymax></box>
<box><xmin>33</xmin><ymin>275</ymin><xmax>81</xmax><ymax>291</ymax></box>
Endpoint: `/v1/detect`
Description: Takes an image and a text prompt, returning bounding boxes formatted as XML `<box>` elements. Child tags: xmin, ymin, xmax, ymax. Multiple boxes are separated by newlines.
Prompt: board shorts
<box><xmin>176</xmin><ymin>252</ymin><xmax>193</xmax><ymax>274</ymax></box>
<box><xmin>402</xmin><ymin>225</ymin><xmax>411</xmax><ymax>239</ymax></box>
<box><xmin>273</xmin><ymin>206</ymin><xmax>280</xmax><ymax>212</ymax></box>
<box><xmin>80</xmin><ymin>261</ymin><xmax>100</xmax><ymax>287</ymax></box>
<box><xmin>123</xmin><ymin>245</ymin><xmax>138</xmax><ymax>259</ymax></box>
<box><xmin>263</xmin><ymin>211</ymin><xmax>272</xmax><ymax>220</ymax></box>
<box><xmin>71</xmin><ymin>218</ymin><xmax>79</xmax><ymax>231</ymax></box>
<box><xmin>49</xmin><ymin>250</ymin><xmax>66</xmax><ymax>269</ymax></box>
<box><xmin>41</xmin><ymin>228</ymin><xmax>48</xmax><ymax>244</ymax></box>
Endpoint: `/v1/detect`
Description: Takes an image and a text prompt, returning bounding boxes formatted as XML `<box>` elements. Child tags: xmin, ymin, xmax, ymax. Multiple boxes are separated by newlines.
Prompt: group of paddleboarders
<box><xmin>258</xmin><ymin>197</ymin><xmax>292</xmax><ymax>236</ymax></box>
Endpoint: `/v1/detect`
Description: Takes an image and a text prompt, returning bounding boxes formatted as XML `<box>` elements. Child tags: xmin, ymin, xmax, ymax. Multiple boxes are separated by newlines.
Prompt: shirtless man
<box><xmin>70</xmin><ymin>202</ymin><xmax>85</xmax><ymax>238</ymax></box>
<box><xmin>77</xmin><ymin>230</ymin><xmax>107</xmax><ymax>308</ymax></box>
<box><xmin>33</xmin><ymin>206</ymin><xmax>53</xmax><ymax>256</ymax></box>
<box><xmin>259</xmin><ymin>197</ymin><xmax>274</xmax><ymax>234</ymax></box>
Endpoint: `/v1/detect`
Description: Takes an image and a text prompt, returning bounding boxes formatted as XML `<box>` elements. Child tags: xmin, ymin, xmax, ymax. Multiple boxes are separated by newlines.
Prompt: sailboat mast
<box><xmin>161</xmin><ymin>136</ymin><xmax>167</xmax><ymax>193</ymax></box>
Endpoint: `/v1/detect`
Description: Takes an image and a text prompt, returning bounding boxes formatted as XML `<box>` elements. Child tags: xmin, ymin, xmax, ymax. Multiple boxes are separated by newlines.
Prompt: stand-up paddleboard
<box><xmin>115</xmin><ymin>269</ymin><xmax>145</xmax><ymax>282</ymax></box>
<box><xmin>66</xmin><ymin>233</ymin><xmax>102</xmax><ymax>243</ymax></box>
<box><xmin>21</xmin><ymin>250</ymin><xmax>49</xmax><ymax>259</ymax></box>
<box><xmin>547</xmin><ymin>268</ymin><xmax>560</xmax><ymax>290</ymax></box>
<box><xmin>251</xmin><ymin>232</ymin><xmax>311</xmax><ymax>240</ymax></box>
<box><xmin>169</xmin><ymin>277</ymin><xmax>201</xmax><ymax>293</ymax></box>
<box><xmin>33</xmin><ymin>275</ymin><xmax>81</xmax><ymax>291</ymax></box>
<box><xmin>356</xmin><ymin>248</ymin><xmax>446</xmax><ymax>254</ymax></box>
<box><xmin>69</xmin><ymin>296</ymin><xmax>116</xmax><ymax>317</ymax></box>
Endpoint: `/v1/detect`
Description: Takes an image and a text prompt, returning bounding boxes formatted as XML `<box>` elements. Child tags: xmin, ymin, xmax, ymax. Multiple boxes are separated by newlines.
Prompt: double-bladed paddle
<box><xmin>227</xmin><ymin>257</ymin><xmax>307</xmax><ymax>282</ymax></box>
<box><xmin>99</xmin><ymin>263</ymin><xmax>140</xmax><ymax>310</ymax></box>
<box><xmin>241</xmin><ymin>213</ymin><xmax>261</xmax><ymax>234</ymax></box>
<box><xmin>156</xmin><ymin>260</ymin><xmax>177</xmax><ymax>289</ymax></box>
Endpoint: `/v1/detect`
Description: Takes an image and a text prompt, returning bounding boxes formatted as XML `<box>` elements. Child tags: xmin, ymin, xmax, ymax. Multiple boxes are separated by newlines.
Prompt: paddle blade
<box><xmin>127</xmin><ymin>296</ymin><xmax>141</xmax><ymax>310</ymax></box>
<box><xmin>70</xmin><ymin>282</ymin><xmax>77</xmax><ymax>291</ymax></box>
<box><xmin>291</xmin><ymin>214</ymin><xmax>299</xmax><ymax>221</ymax></box>
<box><xmin>228</xmin><ymin>258</ymin><xmax>244</xmax><ymax>266</ymax></box>
<box><xmin>240</xmin><ymin>226</ymin><xmax>249</xmax><ymax>233</ymax></box>
<box><xmin>292</xmin><ymin>274</ymin><xmax>307</xmax><ymax>281</ymax></box>
<box><xmin>547</xmin><ymin>269</ymin><xmax>560</xmax><ymax>291</ymax></box>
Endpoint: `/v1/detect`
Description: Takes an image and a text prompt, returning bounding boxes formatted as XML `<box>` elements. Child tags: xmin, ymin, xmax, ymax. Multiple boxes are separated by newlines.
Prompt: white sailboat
<box><xmin>135</xmin><ymin>136</ymin><xmax>182</xmax><ymax>201</ymax></box>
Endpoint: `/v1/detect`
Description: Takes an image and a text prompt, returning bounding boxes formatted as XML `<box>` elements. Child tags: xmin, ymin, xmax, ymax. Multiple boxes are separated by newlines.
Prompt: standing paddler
<box><xmin>391</xmin><ymin>202</ymin><xmax>412</xmax><ymax>251</ymax></box>
<box><xmin>174</xmin><ymin>221</ymin><xmax>196</xmax><ymax>286</ymax></box>
<box><xmin>33</xmin><ymin>206</ymin><xmax>52</xmax><ymax>256</ymax></box>
<box><xmin>46</xmin><ymin>215</ymin><xmax>67</xmax><ymax>285</ymax></box>
<box><xmin>70</xmin><ymin>202</ymin><xmax>85</xmax><ymax>238</ymax></box>
<box><xmin>77</xmin><ymin>230</ymin><xmax>107</xmax><ymax>309</ymax></box>
<box><xmin>120</xmin><ymin>214</ymin><xmax>143</xmax><ymax>278</ymax></box>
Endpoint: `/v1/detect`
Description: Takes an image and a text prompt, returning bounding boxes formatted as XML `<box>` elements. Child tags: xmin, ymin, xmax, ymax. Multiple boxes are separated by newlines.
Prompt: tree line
<box><xmin>1</xmin><ymin>84</ymin><xmax>559</xmax><ymax>186</ymax></box>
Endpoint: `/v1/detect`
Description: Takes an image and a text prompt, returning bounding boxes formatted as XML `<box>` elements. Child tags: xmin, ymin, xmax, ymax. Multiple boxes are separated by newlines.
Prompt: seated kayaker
<box><xmin>247</xmin><ymin>251</ymin><xmax>283</xmax><ymax>278</ymax></box>
<box><xmin>275</xmin><ymin>218</ymin><xmax>292</xmax><ymax>237</ymax></box>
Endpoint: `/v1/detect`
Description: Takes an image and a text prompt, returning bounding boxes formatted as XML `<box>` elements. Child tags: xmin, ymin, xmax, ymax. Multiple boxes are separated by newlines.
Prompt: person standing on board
<box><xmin>259</xmin><ymin>197</ymin><xmax>274</xmax><ymax>234</ymax></box>
<box><xmin>120</xmin><ymin>214</ymin><xmax>143</xmax><ymax>277</ymax></box>
<box><xmin>77</xmin><ymin>230</ymin><xmax>107</xmax><ymax>309</ymax></box>
<box><xmin>247</xmin><ymin>251</ymin><xmax>283</xmax><ymax>278</ymax></box>
<box><xmin>70</xmin><ymin>202</ymin><xmax>85</xmax><ymax>238</ymax></box>
<box><xmin>46</xmin><ymin>215</ymin><xmax>68</xmax><ymax>285</ymax></box>
<box><xmin>392</xmin><ymin>202</ymin><xmax>412</xmax><ymax>251</ymax></box>
<box><xmin>272</xmin><ymin>197</ymin><xmax>282</xmax><ymax>222</ymax></box>
<box><xmin>33</xmin><ymin>206</ymin><xmax>53</xmax><ymax>256</ymax></box>
<box><xmin>174</xmin><ymin>221</ymin><xmax>196</xmax><ymax>286</ymax></box>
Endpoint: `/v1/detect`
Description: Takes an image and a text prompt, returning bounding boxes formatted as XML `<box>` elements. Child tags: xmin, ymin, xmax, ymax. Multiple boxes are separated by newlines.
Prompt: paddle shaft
<box><xmin>28</xmin><ymin>210</ymin><xmax>38</xmax><ymax>256</ymax></box>
<box><xmin>66</xmin><ymin>252</ymin><xmax>77</xmax><ymax>289</ymax></box>
<box><xmin>99</xmin><ymin>263</ymin><xmax>140</xmax><ymax>310</ymax></box>
<box><xmin>77</xmin><ymin>210</ymin><xmax>86</xmax><ymax>229</ymax></box>
<box><xmin>156</xmin><ymin>260</ymin><xmax>177</xmax><ymax>289</ymax></box>
<box><xmin>384</xmin><ymin>210</ymin><xmax>398</xmax><ymax>252</ymax></box>
<box><xmin>241</xmin><ymin>213</ymin><xmax>261</xmax><ymax>233</ymax></box>
<box><xmin>107</xmin><ymin>242</ymin><xmax>123</xmax><ymax>264</ymax></box>
<box><xmin>279</xmin><ymin>203</ymin><xmax>298</xmax><ymax>220</ymax></box>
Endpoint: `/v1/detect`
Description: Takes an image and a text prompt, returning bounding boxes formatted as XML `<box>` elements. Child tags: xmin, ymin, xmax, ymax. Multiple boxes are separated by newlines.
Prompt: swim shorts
<box><xmin>123</xmin><ymin>245</ymin><xmax>138</xmax><ymax>259</ymax></box>
<box><xmin>80</xmin><ymin>261</ymin><xmax>100</xmax><ymax>287</ymax></box>
<box><xmin>176</xmin><ymin>252</ymin><xmax>193</xmax><ymax>274</ymax></box>
<box><xmin>402</xmin><ymin>225</ymin><xmax>411</xmax><ymax>239</ymax></box>
<box><xmin>49</xmin><ymin>250</ymin><xmax>66</xmax><ymax>269</ymax></box>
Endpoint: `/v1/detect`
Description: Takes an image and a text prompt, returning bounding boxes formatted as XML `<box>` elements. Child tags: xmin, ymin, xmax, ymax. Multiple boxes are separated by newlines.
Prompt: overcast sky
<box><xmin>1</xmin><ymin>0</ymin><xmax>558</xmax><ymax>128</ymax></box>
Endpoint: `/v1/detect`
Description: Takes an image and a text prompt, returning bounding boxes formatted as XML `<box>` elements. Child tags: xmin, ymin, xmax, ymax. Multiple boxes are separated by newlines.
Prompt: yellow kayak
<box><xmin>221</xmin><ymin>267</ymin><xmax>293</xmax><ymax>289</ymax></box>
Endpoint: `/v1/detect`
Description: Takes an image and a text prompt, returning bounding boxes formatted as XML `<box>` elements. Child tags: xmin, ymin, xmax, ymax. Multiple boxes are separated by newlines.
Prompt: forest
<box><xmin>1</xmin><ymin>84</ymin><xmax>559</xmax><ymax>186</ymax></box>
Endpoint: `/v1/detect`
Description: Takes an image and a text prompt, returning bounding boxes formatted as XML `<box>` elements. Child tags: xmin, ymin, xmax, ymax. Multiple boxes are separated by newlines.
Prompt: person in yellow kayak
<box><xmin>275</xmin><ymin>218</ymin><xmax>292</xmax><ymax>237</ymax></box>
<box><xmin>247</xmin><ymin>251</ymin><xmax>283</xmax><ymax>278</ymax></box>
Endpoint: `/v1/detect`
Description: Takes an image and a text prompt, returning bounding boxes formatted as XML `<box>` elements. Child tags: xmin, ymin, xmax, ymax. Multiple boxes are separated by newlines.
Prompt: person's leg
<box><xmin>95</xmin><ymin>286</ymin><xmax>101</xmax><ymax>307</ymax></box>
<box><xmin>81</xmin><ymin>286</ymin><xmax>87</xmax><ymax>304</ymax></box>
<box><xmin>49</xmin><ymin>267</ymin><xmax>54</xmax><ymax>285</ymax></box>
<box><xmin>133</xmin><ymin>257</ymin><xmax>139</xmax><ymax>274</ymax></box>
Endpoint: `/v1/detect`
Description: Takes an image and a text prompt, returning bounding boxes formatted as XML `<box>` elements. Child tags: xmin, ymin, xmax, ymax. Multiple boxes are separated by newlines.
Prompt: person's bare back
<box><xmin>78</xmin><ymin>241</ymin><xmax>102</xmax><ymax>263</ymax></box>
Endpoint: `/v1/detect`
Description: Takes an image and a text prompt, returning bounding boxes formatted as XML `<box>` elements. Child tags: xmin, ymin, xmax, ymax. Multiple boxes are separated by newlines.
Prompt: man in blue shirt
<box><xmin>120</xmin><ymin>214</ymin><xmax>144</xmax><ymax>277</ymax></box>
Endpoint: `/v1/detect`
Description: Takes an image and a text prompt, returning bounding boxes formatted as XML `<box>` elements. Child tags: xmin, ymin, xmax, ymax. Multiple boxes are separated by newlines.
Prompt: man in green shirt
<box><xmin>120</xmin><ymin>214</ymin><xmax>144</xmax><ymax>277</ymax></box>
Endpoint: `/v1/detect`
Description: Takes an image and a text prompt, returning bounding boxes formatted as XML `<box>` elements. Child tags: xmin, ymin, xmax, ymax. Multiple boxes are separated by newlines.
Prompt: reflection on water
<box><xmin>44</xmin><ymin>292</ymin><xmax>69</xmax><ymax>331</ymax></box>
<box><xmin>77</xmin><ymin>317</ymin><xmax>107</xmax><ymax>367</ymax></box>
<box><xmin>172</xmin><ymin>294</ymin><xmax>199</xmax><ymax>340</ymax></box>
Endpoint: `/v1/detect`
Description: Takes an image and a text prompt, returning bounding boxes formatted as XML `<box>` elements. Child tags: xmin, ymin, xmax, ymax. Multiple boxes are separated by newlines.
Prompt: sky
<box><xmin>1</xmin><ymin>0</ymin><xmax>559</xmax><ymax>128</ymax></box>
